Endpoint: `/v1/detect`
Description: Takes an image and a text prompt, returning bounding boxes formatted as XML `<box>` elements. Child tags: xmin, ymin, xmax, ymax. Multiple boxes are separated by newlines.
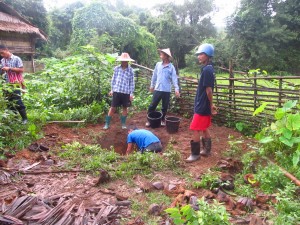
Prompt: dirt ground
<box><xmin>1</xmin><ymin>111</ymin><xmax>249</xmax><ymax>224</ymax></box>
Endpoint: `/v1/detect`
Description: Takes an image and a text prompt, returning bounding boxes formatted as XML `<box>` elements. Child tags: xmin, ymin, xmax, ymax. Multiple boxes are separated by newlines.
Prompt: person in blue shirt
<box><xmin>103</xmin><ymin>53</ymin><xmax>135</xmax><ymax>130</ymax></box>
<box><xmin>186</xmin><ymin>43</ymin><xmax>217</xmax><ymax>163</ymax></box>
<box><xmin>126</xmin><ymin>126</ymin><xmax>162</xmax><ymax>154</ymax></box>
<box><xmin>146</xmin><ymin>48</ymin><xmax>180</xmax><ymax>127</ymax></box>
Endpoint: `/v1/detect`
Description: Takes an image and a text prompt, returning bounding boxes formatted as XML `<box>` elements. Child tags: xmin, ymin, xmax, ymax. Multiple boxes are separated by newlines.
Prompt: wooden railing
<box><xmin>132</xmin><ymin>63</ymin><xmax>300</xmax><ymax>128</ymax></box>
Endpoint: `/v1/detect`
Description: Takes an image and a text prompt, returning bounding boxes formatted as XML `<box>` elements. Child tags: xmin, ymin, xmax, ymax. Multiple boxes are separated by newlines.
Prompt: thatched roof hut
<box><xmin>0</xmin><ymin>1</ymin><xmax>47</xmax><ymax>72</ymax></box>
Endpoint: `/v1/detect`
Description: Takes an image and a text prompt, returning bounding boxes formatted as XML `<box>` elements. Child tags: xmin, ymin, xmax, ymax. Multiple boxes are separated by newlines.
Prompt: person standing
<box><xmin>186</xmin><ymin>44</ymin><xmax>217</xmax><ymax>163</ymax></box>
<box><xmin>103</xmin><ymin>52</ymin><xmax>135</xmax><ymax>130</ymax></box>
<box><xmin>0</xmin><ymin>45</ymin><xmax>27</xmax><ymax>124</ymax></box>
<box><xmin>146</xmin><ymin>48</ymin><xmax>180</xmax><ymax>127</ymax></box>
<box><xmin>126</xmin><ymin>125</ymin><xmax>162</xmax><ymax>154</ymax></box>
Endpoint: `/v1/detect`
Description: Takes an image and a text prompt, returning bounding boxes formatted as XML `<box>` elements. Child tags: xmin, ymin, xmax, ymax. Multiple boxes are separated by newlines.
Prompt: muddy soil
<box><xmin>1</xmin><ymin>111</ymin><xmax>249</xmax><ymax>223</ymax></box>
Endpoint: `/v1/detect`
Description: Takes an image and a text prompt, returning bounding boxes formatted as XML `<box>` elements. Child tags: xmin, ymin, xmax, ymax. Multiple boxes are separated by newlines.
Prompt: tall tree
<box><xmin>48</xmin><ymin>2</ymin><xmax>84</xmax><ymax>50</ymax></box>
<box><xmin>148</xmin><ymin>0</ymin><xmax>216</xmax><ymax>68</ymax></box>
<box><xmin>2</xmin><ymin>0</ymin><xmax>49</xmax><ymax>33</ymax></box>
<box><xmin>227</xmin><ymin>0</ymin><xmax>300</xmax><ymax>72</ymax></box>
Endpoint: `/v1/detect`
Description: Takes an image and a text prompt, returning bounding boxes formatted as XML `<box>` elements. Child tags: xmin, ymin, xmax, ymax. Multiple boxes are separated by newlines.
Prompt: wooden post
<box><xmin>229</xmin><ymin>60</ymin><xmax>235</xmax><ymax>113</ymax></box>
<box><xmin>253</xmin><ymin>72</ymin><xmax>257</xmax><ymax>110</ymax></box>
<box><xmin>31</xmin><ymin>54</ymin><xmax>35</xmax><ymax>73</ymax></box>
<box><xmin>278</xmin><ymin>77</ymin><xmax>283</xmax><ymax>107</ymax></box>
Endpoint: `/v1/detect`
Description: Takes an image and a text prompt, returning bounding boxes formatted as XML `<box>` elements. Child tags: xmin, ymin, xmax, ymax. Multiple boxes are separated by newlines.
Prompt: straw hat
<box><xmin>158</xmin><ymin>48</ymin><xmax>172</xmax><ymax>58</ymax></box>
<box><xmin>116</xmin><ymin>52</ymin><xmax>135</xmax><ymax>62</ymax></box>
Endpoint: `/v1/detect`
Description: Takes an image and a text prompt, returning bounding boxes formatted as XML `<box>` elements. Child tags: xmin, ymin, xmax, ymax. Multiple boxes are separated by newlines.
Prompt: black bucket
<box><xmin>166</xmin><ymin>116</ymin><xmax>181</xmax><ymax>133</ymax></box>
<box><xmin>147</xmin><ymin>111</ymin><xmax>163</xmax><ymax>128</ymax></box>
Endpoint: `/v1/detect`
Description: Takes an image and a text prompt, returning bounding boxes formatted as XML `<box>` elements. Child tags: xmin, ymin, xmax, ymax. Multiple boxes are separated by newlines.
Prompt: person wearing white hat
<box><xmin>146</xmin><ymin>48</ymin><xmax>180</xmax><ymax>127</ymax></box>
<box><xmin>103</xmin><ymin>52</ymin><xmax>135</xmax><ymax>130</ymax></box>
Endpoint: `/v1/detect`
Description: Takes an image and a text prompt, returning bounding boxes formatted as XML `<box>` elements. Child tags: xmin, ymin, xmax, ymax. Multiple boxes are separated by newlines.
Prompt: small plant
<box><xmin>193</xmin><ymin>170</ymin><xmax>220</xmax><ymax>189</ymax></box>
<box><xmin>165</xmin><ymin>198</ymin><xmax>230</xmax><ymax>225</ymax></box>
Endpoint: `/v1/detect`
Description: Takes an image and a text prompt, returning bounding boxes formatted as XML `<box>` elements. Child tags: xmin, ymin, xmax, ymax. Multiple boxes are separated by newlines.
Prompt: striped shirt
<box><xmin>1</xmin><ymin>54</ymin><xmax>24</xmax><ymax>84</ymax></box>
<box><xmin>111</xmin><ymin>65</ymin><xmax>135</xmax><ymax>95</ymax></box>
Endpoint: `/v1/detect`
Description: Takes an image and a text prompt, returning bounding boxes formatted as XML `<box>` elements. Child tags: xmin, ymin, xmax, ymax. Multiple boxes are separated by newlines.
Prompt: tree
<box><xmin>48</xmin><ymin>2</ymin><xmax>84</xmax><ymax>50</ymax></box>
<box><xmin>2</xmin><ymin>0</ymin><xmax>49</xmax><ymax>33</ymax></box>
<box><xmin>147</xmin><ymin>0</ymin><xmax>216</xmax><ymax>68</ymax></box>
<box><xmin>70</xmin><ymin>1</ymin><xmax>158</xmax><ymax>66</ymax></box>
<box><xmin>226</xmin><ymin>0</ymin><xmax>300</xmax><ymax>73</ymax></box>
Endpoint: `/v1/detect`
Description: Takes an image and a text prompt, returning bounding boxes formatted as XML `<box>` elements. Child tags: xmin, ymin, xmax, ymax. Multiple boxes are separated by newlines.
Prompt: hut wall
<box><xmin>0</xmin><ymin>31</ymin><xmax>35</xmax><ymax>72</ymax></box>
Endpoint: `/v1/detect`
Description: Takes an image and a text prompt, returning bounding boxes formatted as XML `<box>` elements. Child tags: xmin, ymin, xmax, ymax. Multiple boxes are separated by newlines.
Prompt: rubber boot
<box><xmin>19</xmin><ymin>109</ymin><xmax>28</xmax><ymax>125</ymax></box>
<box><xmin>103</xmin><ymin>116</ymin><xmax>112</xmax><ymax>130</ymax></box>
<box><xmin>201</xmin><ymin>138</ymin><xmax>212</xmax><ymax>156</ymax></box>
<box><xmin>185</xmin><ymin>140</ymin><xmax>200</xmax><ymax>163</ymax></box>
<box><xmin>121</xmin><ymin>115</ymin><xmax>127</xmax><ymax>129</ymax></box>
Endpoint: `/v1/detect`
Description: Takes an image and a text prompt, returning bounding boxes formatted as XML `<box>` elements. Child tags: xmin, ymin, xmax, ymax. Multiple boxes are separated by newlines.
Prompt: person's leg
<box><xmin>13</xmin><ymin>90</ymin><xmax>27</xmax><ymax>124</ymax></box>
<box><xmin>193</xmin><ymin>130</ymin><xmax>201</xmax><ymax>142</ymax></box>
<box><xmin>103</xmin><ymin>107</ymin><xmax>115</xmax><ymax>129</ymax></box>
<box><xmin>161</xmin><ymin>92</ymin><xmax>171</xmax><ymax>124</ymax></box>
<box><xmin>146</xmin><ymin>91</ymin><xmax>162</xmax><ymax>126</ymax></box>
<box><xmin>201</xmin><ymin>129</ymin><xmax>212</xmax><ymax>156</ymax></box>
<box><xmin>121</xmin><ymin>106</ymin><xmax>128</xmax><ymax>129</ymax></box>
<box><xmin>147</xmin><ymin>91</ymin><xmax>162</xmax><ymax>113</ymax></box>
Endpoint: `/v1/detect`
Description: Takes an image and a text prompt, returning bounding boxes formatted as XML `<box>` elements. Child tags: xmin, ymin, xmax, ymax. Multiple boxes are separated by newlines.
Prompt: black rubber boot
<box><xmin>201</xmin><ymin>138</ymin><xmax>212</xmax><ymax>156</ymax></box>
<box><xmin>185</xmin><ymin>140</ymin><xmax>200</xmax><ymax>163</ymax></box>
<box><xmin>18</xmin><ymin>109</ymin><xmax>28</xmax><ymax>124</ymax></box>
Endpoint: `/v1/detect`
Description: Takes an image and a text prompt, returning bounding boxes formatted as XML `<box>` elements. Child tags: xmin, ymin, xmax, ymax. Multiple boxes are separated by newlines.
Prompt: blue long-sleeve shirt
<box><xmin>150</xmin><ymin>62</ymin><xmax>179</xmax><ymax>92</ymax></box>
<box><xmin>111</xmin><ymin>65</ymin><xmax>135</xmax><ymax>95</ymax></box>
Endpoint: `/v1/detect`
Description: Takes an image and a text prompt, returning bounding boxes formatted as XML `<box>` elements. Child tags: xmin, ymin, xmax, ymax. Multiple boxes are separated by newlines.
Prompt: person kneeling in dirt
<box><xmin>103</xmin><ymin>53</ymin><xmax>135</xmax><ymax>130</ymax></box>
<box><xmin>126</xmin><ymin>126</ymin><xmax>162</xmax><ymax>155</ymax></box>
<box><xmin>186</xmin><ymin>43</ymin><xmax>217</xmax><ymax>163</ymax></box>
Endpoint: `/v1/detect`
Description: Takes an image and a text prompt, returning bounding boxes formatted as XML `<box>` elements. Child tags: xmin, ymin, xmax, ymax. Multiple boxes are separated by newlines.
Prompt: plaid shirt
<box><xmin>1</xmin><ymin>54</ymin><xmax>24</xmax><ymax>84</ymax></box>
<box><xmin>111</xmin><ymin>65</ymin><xmax>135</xmax><ymax>95</ymax></box>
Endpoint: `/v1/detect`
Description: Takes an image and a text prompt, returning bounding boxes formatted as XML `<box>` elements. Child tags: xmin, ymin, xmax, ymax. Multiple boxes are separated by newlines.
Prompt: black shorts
<box><xmin>111</xmin><ymin>92</ymin><xmax>131</xmax><ymax>107</ymax></box>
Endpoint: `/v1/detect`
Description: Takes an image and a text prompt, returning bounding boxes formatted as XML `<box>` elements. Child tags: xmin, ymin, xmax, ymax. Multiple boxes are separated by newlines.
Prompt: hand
<box><xmin>211</xmin><ymin>104</ymin><xmax>218</xmax><ymax>115</ymax></box>
<box><xmin>130</xmin><ymin>95</ymin><xmax>134</xmax><ymax>101</ymax></box>
<box><xmin>2</xmin><ymin>67</ymin><xmax>10</xmax><ymax>71</ymax></box>
<box><xmin>109</xmin><ymin>91</ymin><xmax>113</xmax><ymax>96</ymax></box>
<box><xmin>149</xmin><ymin>87</ymin><xmax>154</xmax><ymax>93</ymax></box>
<box><xmin>175</xmin><ymin>91</ymin><xmax>180</xmax><ymax>98</ymax></box>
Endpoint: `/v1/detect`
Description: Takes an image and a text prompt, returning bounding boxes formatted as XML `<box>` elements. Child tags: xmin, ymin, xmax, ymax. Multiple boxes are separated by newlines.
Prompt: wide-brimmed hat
<box><xmin>158</xmin><ymin>48</ymin><xmax>172</xmax><ymax>58</ymax></box>
<box><xmin>116</xmin><ymin>52</ymin><xmax>135</xmax><ymax>62</ymax></box>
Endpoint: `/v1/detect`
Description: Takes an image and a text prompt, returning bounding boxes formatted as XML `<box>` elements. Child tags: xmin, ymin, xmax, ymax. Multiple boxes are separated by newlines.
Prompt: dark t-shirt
<box><xmin>194</xmin><ymin>64</ymin><xmax>215</xmax><ymax>115</ymax></box>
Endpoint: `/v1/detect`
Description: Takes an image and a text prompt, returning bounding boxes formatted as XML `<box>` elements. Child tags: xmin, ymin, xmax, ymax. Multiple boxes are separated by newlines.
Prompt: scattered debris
<box><xmin>1</xmin><ymin>194</ymin><xmax>128</xmax><ymax>224</ymax></box>
<box><xmin>217</xmin><ymin>158</ymin><xmax>243</xmax><ymax>173</ymax></box>
<box><xmin>244</xmin><ymin>174</ymin><xmax>260</xmax><ymax>187</ymax></box>
<box><xmin>148</xmin><ymin>203</ymin><xmax>162</xmax><ymax>216</ymax></box>
<box><xmin>152</xmin><ymin>181</ymin><xmax>164</xmax><ymax>190</ymax></box>
<box><xmin>95</xmin><ymin>169</ymin><xmax>111</xmax><ymax>185</ymax></box>
<box><xmin>237</xmin><ymin>197</ymin><xmax>254</xmax><ymax>211</ymax></box>
<box><xmin>28</xmin><ymin>143</ymin><xmax>49</xmax><ymax>152</ymax></box>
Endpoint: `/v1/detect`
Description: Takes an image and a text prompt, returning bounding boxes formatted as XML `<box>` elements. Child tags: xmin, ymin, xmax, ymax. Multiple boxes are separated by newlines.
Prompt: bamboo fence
<box><xmin>132</xmin><ymin>64</ymin><xmax>300</xmax><ymax>128</ymax></box>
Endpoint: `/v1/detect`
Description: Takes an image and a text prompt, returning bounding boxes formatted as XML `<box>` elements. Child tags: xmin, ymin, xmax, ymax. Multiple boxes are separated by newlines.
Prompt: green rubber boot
<box><xmin>121</xmin><ymin>115</ymin><xmax>127</xmax><ymax>129</ymax></box>
<box><xmin>103</xmin><ymin>116</ymin><xmax>112</xmax><ymax>130</ymax></box>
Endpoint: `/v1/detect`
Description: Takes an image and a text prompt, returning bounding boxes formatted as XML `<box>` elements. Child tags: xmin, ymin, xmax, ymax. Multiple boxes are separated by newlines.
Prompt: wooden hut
<box><xmin>0</xmin><ymin>1</ymin><xmax>47</xmax><ymax>72</ymax></box>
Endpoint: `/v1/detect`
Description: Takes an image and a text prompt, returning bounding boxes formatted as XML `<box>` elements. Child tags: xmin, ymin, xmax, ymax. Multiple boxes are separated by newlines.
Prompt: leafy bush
<box><xmin>165</xmin><ymin>198</ymin><xmax>230</xmax><ymax>225</ymax></box>
<box><xmin>254</xmin><ymin>100</ymin><xmax>300</xmax><ymax>176</ymax></box>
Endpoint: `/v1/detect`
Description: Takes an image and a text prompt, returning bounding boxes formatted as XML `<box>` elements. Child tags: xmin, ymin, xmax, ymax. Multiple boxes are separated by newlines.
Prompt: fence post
<box><xmin>253</xmin><ymin>72</ymin><xmax>257</xmax><ymax>110</ymax></box>
<box><xmin>229</xmin><ymin>60</ymin><xmax>235</xmax><ymax>114</ymax></box>
<box><xmin>279</xmin><ymin>77</ymin><xmax>283</xmax><ymax>107</ymax></box>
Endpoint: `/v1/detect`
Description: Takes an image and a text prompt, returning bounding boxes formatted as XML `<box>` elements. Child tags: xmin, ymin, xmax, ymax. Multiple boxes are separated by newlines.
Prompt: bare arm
<box><xmin>2</xmin><ymin>67</ymin><xmax>24</xmax><ymax>73</ymax></box>
<box><xmin>206</xmin><ymin>87</ymin><xmax>217</xmax><ymax>115</ymax></box>
<box><xmin>126</xmin><ymin>143</ymin><xmax>133</xmax><ymax>155</ymax></box>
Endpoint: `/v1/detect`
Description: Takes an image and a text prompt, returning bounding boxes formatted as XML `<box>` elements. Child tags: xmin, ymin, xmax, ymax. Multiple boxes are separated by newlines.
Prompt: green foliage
<box><xmin>226</xmin><ymin>0</ymin><xmax>300</xmax><ymax>72</ymax></box>
<box><xmin>59</xmin><ymin>141</ymin><xmax>181</xmax><ymax>178</ymax></box>
<box><xmin>25</xmin><ymin>45</ymin><xmax>113</xmax><ymax>122</ymax></box>
<box><xmin>255</xmin><ymin>100</ymin><xmax>300</xmax><ymax>172</ymax></box>
<box><xmin>193</xmin><ymin>170</ymin><xmax>220</xmax><ymax>189</ymax></box>
<box><xmin>70</xmin><ymin>1</ymin><xmax>157</xmax><ymax>66</ymax></box>
<box><xmin>165</xmin><ymin>198</ymin><xmax>230</xmax><ymax>225</ymax></box>
<box><xmin>148</xmin><ymin>0</ymin><xmax>216</xmax><ymax>68</ymax></box>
